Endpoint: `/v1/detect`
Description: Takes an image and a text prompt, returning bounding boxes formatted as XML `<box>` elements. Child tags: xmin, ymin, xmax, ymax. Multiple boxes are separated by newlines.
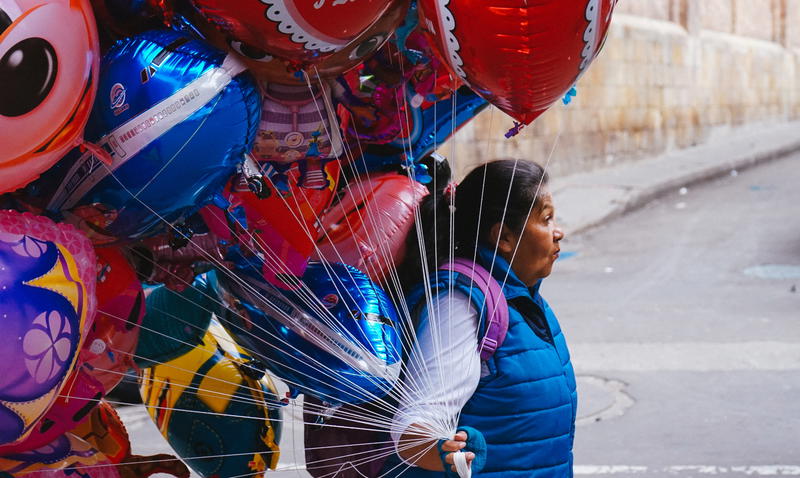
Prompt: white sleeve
<box><xmin>390</xmin><ymin>290</ymin><xmax>481</xmax><ymax>450</ymax></box>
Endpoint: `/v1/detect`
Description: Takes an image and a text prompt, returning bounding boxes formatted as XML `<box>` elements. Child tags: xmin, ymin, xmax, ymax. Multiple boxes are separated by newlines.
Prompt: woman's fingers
<box><xmin>444</xmin><ymin>451</ymin><xmax>474</xmax><ymax>465</ymax></box>
<box><xmin>440</xmin><ymin>439</ymin><xmax>467</xmax><ymax>453</ymax></box>
<box><xmin>449</xmin><ymin>452</ymin><xmax>476</xmax><ymax>471</ymax></box>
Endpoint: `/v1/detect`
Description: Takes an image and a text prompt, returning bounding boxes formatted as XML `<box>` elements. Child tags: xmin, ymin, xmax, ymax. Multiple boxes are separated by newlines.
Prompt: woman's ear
<box><xmin>488</xmin><ymin>223</ymin><xmax>518</xmax><ymax>257</ymax></box>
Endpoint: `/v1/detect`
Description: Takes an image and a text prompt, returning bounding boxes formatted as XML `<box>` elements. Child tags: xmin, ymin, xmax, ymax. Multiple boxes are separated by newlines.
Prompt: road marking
<box><xmin>744</xmin><ymin>264</ymin><xmax>800</xmax><ymax>279</ymax></box>
<box><xmin>570</xmin><ymin>342</ymin><xmax>800</xmax><ymax>372</ymax></box>
<box><xmin>575</xmin><ymin>465</ymin><xmax>800</xmax><ymax>475</ymax></box>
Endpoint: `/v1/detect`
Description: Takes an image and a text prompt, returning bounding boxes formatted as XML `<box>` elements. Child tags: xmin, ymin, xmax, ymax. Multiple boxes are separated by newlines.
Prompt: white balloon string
<box><xmin>301</xmin><ymin>67</ymin><xmax>449</xmax><ymax>410</ymax></box>
<box><xmin>453</xmin><ymin>450</ymin><xmax>471</xmax><ymax>478</ymax></box>
<box><xmin>325</xmin><ymin>117</ymin><xmax>435</xmax><ymax>404</ymax></box>
<box><xmin>61</xmin><ymin>49</ymin><xmax>526</xmax><ymax>476</ymax></box>
<box><xmin>393</xmin><ymin>57</ymin><xmax>453</xmax><ymax>436</ymax></box>
<box><xmin>303</xmin><ymin>67</ymin><xmax>419</xmax><ymax>332</ymax></box>
<box><xmin>114</xmin><ymin>225</ymin><xmax>411</xmax><ymax>416</ymax></box>
<box><xmin>95</xmin><ymin>309</ymin><xmax>395</xmax><ymax>422</ymax></box>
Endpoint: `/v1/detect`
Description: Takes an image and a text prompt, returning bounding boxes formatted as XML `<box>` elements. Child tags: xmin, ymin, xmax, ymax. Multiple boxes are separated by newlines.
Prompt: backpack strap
<box><xmin>439</xmin><ymin>258</ymin><xmax>509</xmax><ymax>361</ymax></box>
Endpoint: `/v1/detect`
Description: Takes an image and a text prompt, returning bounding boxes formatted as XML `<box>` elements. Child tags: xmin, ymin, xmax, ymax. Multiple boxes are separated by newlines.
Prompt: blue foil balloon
<box><xmin>217</xmin><ymin>254</ymin><xmax>403</xmax><ymax>405</ymax></box>
<box><xmin>32</xmin><ymin>29</ymin><xmax>260</xmax><ymax>244</ymax></box>
<box><xmin>352</xmin><ymin>86</ymin><xmax>488</xmax><ymax>175</ymax></box>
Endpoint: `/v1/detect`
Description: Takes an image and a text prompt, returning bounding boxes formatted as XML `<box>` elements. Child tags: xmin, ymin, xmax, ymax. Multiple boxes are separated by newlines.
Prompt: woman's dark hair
<box><xmin>398</xmin><ymin>158</ymin><xmax>549</xmax><ymax>290</ymax></box>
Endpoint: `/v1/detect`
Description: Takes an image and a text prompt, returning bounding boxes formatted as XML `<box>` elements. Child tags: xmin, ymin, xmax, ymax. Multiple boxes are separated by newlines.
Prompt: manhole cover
<box><xmin>743</xmin><ymin>265</ymin><xmax>800</xmax><ymax>279</ymax></box>
<box><xmin>576</xmin><ymin>375</ymin><xmax>634</xmax><ymax>426</ymax></box>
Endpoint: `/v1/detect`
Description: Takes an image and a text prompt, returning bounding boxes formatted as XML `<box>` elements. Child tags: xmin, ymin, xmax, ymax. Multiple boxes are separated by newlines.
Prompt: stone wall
<box><xmin>444</xmin><ymin>0</ymin><xmax>800</xmax><ymax>179</ymax></box>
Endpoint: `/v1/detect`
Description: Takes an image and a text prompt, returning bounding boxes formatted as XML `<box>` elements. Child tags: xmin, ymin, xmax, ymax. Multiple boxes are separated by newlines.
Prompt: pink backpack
<box><xmin>441</xmin><ymin>258</ymin><xmax>510</xmax><ymax>360</ymax></box>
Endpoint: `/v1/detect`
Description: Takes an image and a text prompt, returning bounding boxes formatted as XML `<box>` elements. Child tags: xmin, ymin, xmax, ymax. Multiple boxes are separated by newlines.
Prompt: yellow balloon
<box><xmin>140</xmin><ymin>320</ymin><xmax>281</xmax><ymax>477</ymax></box>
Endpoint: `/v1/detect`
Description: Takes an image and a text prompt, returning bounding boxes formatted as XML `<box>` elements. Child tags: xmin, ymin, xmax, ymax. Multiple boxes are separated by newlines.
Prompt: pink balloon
<box><xmin>22</xmin><ymin>458</ymin><xmax>121</xmax><ymax>478</ymax></box>
<box><xmin>0</xmin><ymin>432</ymin><xmax>119</xmax><ymax>477</ymax></box>
<box><xmin>314</xmin><ymin>173</ymin><xmax>428</xmax><ymax>283</ymax></box>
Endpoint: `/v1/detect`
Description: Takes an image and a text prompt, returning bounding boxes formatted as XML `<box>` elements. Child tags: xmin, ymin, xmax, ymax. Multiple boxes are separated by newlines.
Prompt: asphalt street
<box><xmin>119</xmin><ymin>152</ymin><xmax>800</xmax><ymax>477</ymax></box>
<box><xmin>546</xmin><ymin>151</ymin><xmax>800</xmax><ymax>476</ymax></box>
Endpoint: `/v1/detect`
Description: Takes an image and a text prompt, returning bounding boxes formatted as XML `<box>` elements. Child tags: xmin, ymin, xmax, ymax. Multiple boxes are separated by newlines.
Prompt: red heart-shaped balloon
<box><xmin>419</xmin><ymin>0</ymin><xmax>618</xmax><ymax>124</ymax></box>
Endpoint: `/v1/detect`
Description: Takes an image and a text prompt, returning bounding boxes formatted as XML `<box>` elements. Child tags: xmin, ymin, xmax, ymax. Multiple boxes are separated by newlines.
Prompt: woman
<box><xmin>385</xmin><ymin>159</ymin><xmax>575</xmax><ymax>477</ymax></box>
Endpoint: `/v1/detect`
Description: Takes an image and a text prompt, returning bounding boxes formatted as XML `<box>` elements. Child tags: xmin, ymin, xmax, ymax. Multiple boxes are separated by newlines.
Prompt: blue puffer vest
<box><xmin>385</xmin><ymin>247</ymin><xmax>577</xmax><ymax>478</ymax></box>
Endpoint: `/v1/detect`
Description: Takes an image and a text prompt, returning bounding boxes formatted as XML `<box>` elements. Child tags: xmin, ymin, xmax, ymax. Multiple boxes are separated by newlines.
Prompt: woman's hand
<box><xmin>397</xmin><ymin>425</ymin><xmax>476</xmax><ymax>474</ymax></box>
<box><xmin>440</xmin><ymin>430</ymin><xmax>476</xmax><ymax>474</ymax></box>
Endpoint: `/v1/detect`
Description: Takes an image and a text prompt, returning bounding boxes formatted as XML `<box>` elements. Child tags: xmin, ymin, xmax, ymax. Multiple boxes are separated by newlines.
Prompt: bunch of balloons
<box><xmin>0</xmin><ymin>0</ymin><xmax>616</xmax><ymax>476</ymax></box>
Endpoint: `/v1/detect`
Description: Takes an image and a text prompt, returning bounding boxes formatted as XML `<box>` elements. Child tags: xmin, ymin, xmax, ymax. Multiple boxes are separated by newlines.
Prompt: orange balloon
<box><xmin>71</xmin><ymin>401</ymin><xmax>190</xmax><ymax>478</ymax></box>
<box><xmin>0</xmin><ymin>0</ymin><xmax>100</xmax><ymax>193</ymax></box>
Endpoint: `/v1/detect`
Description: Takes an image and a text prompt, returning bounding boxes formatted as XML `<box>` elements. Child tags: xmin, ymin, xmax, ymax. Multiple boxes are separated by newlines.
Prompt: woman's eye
<box><xmin>229</xmin><ymin>40</ymin><xmax>274</xmax><ymax>62</ymax></box>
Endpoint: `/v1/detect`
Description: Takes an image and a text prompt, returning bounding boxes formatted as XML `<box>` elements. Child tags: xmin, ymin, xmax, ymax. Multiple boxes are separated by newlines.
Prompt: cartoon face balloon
<box><xmin>418</xmin><ymin>0</ymin><xmax>617</xmax><ymax>124</ymax></box>
<box><xmin>190</xmin><ymin>0</ymin><xmax>408</xmax><ymax>85</ymax></box>
<box><xmin>191</xmin><ymin>0</ymin><xmax>407</xmax><ymax>72</ymax></box>
<box><xmin>0</xmin><ymin>0</ymin><xmax>99</xmax><ymax>193</ymax></box>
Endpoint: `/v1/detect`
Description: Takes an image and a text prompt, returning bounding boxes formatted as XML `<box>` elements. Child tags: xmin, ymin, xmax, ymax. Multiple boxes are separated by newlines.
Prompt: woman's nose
<box><xmin>554</xmin><ymin>224</ymin><xmax>565</xmax><ymax>241</ymax></box>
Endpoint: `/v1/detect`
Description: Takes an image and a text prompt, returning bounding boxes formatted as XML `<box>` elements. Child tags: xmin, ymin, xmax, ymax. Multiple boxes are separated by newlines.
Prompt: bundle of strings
<box><xmin>34</xmin><ymin>62</ymin><xmax>562</xmax><ymax>478</ymax></box>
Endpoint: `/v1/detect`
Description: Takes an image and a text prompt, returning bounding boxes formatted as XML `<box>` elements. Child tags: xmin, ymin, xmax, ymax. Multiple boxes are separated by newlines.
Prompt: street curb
<box><xmin>622</xmin><ymin>138</ymin><xmax>800</xmax><ymax>218</ymax></box>
<box><xmin>557</xmin><ymin>128</ymin><xmax>800</xmax><ymax>236</ymax></box>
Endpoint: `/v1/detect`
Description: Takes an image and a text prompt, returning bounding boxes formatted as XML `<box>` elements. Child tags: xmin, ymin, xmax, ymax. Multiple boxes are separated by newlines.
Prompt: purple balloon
<box><xmin>0</xmin><ymin>211</ymin><xmax>96</xmax><ymax>446</ymax></box>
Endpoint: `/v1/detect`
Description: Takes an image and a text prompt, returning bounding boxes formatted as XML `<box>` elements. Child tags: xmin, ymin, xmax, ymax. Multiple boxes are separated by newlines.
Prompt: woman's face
<box><xmin>501</xmin><ymin>190</ymin><xmax>564</xmax><ymax>286</ymax></box>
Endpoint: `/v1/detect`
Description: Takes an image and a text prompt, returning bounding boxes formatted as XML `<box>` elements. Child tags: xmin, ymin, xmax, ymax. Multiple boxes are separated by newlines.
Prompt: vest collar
<box><xmin>475</xmin><ymin>245</ymin><xmax>542</xmax><ymax>299</ymax></box>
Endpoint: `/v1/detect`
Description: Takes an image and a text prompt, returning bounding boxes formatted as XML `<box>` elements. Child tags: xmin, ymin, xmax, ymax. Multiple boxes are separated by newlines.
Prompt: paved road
<box><xmin>546</xmin><ymin>152</ymin><xmax>800</xmax><ymax>475</ymax></box>
<box><xmin>120</xmin><ymin>152</ymin><xmax>800</xmax><ymax>477</ymax></box>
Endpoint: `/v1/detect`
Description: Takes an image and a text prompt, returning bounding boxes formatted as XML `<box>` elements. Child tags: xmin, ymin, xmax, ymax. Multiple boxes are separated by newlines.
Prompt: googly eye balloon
<box><xmin>0</xmin><ymin>0</ymin><xmax>100</xmax><ymax>193</ymax></box>
<box><xmin>191</xmin><ymin>0</ymin><xmax>407</xmax><ymax>70</ymax></box>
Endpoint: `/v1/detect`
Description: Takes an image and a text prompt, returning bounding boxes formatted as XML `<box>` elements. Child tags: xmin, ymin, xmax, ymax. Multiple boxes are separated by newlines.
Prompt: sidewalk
<box><xmin>551</xmin><ymin>120</ymin><xmax>800</xmax><ymax>235</ymax></box>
